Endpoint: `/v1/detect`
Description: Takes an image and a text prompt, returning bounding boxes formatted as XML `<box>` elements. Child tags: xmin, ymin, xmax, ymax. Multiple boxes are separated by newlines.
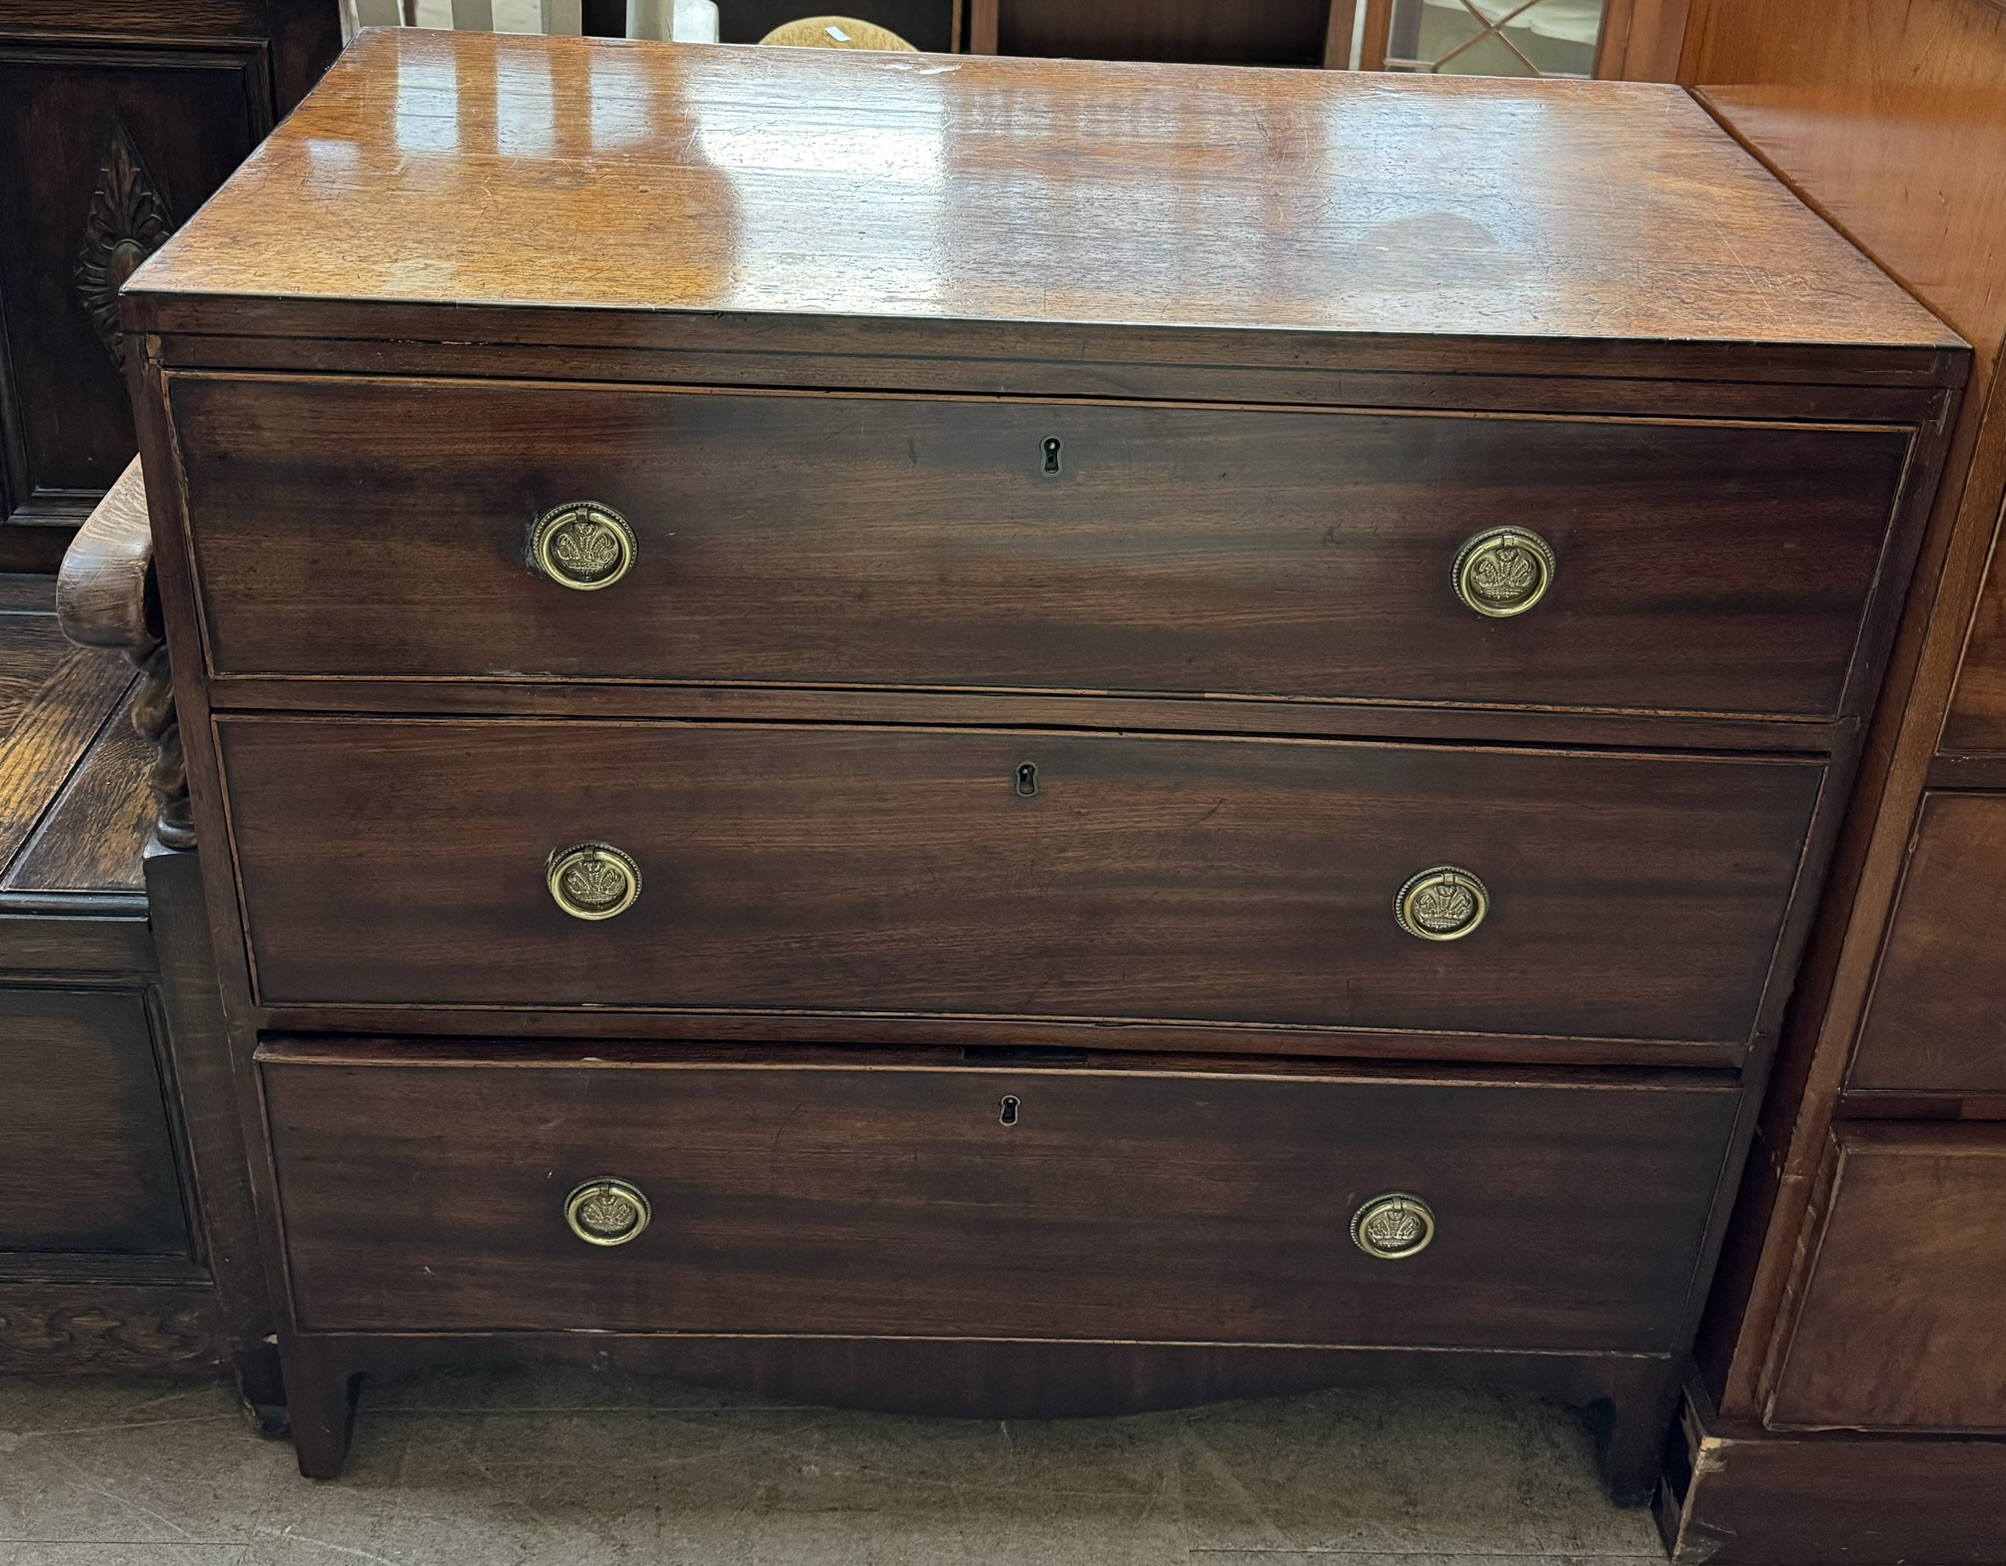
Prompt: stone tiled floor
<box><xmin>0</xmin><ymin>1369</ymin><xmax>1666</xmax><ymax>1566</ymax></box>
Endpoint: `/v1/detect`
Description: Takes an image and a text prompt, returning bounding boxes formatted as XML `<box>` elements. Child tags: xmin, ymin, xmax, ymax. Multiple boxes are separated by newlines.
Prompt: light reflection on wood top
<box><xmin>133</xmin><ymin>27</ymin><xmax>1958</xmax><ymax>354</ymax></box>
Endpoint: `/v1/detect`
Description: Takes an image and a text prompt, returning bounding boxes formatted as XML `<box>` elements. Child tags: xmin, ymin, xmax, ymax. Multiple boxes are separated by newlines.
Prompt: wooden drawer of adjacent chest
<box><xmin>170</xmin><ymin>374</ymin><xmax>1911</xmax><ymax>721</ymax></box>
<box><xmin>216</xmin><ymin>718</ymin><xmax>1822</xmax><ymax>1049</ymax></box>
<box><xmin>1847</xmin><ymin>792</ymin><xmax>2006</xmax><ymax>1094</ymax></box>
<box><xmin>260</xmin><ymin>1043</ymin><xmax>1737</xmax><ymax>1348</ymax></box>
<box><xmin>1767</xmin><ymin>1126</ymin><xmax>2006</xmax><ymax>1433</ymax></box>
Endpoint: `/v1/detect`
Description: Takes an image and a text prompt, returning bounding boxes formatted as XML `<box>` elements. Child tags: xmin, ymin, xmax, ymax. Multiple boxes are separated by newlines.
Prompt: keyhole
<box><xmin>1015</xmin><ymin>762</ymin><xmax>1039</xmax><ymax>797</ymax></box>
<box><xmin>1041</xmin><ymin>437</ymin><xmax>1063</xmax><ymax>476</ymax></box>
<box><xmin>999</xmin><ymin>1095</ymin><xmax>1020</xmax><ymax>1126</ymax></box>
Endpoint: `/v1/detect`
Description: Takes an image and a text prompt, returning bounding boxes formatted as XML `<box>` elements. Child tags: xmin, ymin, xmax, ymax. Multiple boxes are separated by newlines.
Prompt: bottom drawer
<box><xmin>1769</xmin><ymin>1126</ymin><xmax>2006</xmax><ymax>1432</ymax></box>
<box><xmin>264</xmin><ymin>1042</ymin><xmax>1735</xmax><ymax>1351</ymax></box>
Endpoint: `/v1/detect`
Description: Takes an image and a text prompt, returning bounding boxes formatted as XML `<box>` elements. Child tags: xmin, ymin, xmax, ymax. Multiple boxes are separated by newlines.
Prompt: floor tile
<box><xmin>0</xmin><ymin>1369</ymin><xmax>1665</xmax><ymax>1566</ymax></box>
<box><xmin>0</xmin><ymin>1548</ymin><xmax>250</xmax><ymax>1566</ymax></box>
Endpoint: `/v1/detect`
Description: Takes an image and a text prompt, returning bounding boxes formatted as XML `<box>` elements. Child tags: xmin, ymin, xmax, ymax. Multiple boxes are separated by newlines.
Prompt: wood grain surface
<box><xmin>1766</xmin><ymin>1124</ymin><xmax>2006</xmax><ymax>1432</ymax></box>
<box><xmin>6</xmin><ymin>690</ymin><xmax>152</xmax><ymax>897</ymax></box>
<box><xmin>1683</xmin><ymin>0</ymin><xmax>2006</xmax><ymax>767</ymax></box>
<box><xmin>1663</xmin><ymin>2</ymin><xmax>2006</xmax><ymax>1453</ymax></box>
<box><xmin>216</xmin><ymin>717</ymin><xmax>1823</xmax><ymax>1045</ymax></box>
<box><xmin>0</xmin><ymin>0</ymin><xmax>265</xmax><ymax>37</ymax></box>
<box><xmin>171</xmin><ymin>374</ymin><xmax>1914</xmax><ymax>721</ymax></box>
<box><xmin>0</xmin><ymin>987</ymin><xmax>190</xmax><ymax>1255</ymax></box>
<box><xmin>0</xmin><ymin>581</ymin><xmax>142</xmax><ymax>889</ymax></box>
<box><xmin>262</xmin><ymin>1048</ymin><xmax>1737</xmax><ymax>1347</ymax></box>
<box><xmin>1846</xmin><ymin>791</ymin><xmax>2006</xmax><ymax>1094</ymax></box>
<box><xmin>126</xmin><ymin>30</ymin><xmax>1957</xmax><ymax>370</ymax></box>
<box><xmin>56</xmin><ymin>458</ymin><xmax>156</xmax><ymax>655</ymax></box>
<box><xmin>1660</xmin><ymin>1401</ymin><xmax>2006</xmax><ymax>1564</ymax></box>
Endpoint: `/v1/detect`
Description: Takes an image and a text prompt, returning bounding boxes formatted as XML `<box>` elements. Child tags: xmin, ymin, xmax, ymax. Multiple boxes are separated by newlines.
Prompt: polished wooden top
<box><xmin>1686</xmin><ymin>0</ymin><xmax>2006</xmax><ymax>377</ymax></box>
<box><xmin>130</xmin><ymin>27</ymin><xmax>1957</xmax><ymax>365</ymax></box>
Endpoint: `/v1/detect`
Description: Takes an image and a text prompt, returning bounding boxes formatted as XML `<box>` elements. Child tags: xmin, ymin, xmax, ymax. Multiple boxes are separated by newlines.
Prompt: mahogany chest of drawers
<box><xmin>120</xmin><ymin>28</ymin><xmax>1964</xmax><ymax>1494</ymax></box>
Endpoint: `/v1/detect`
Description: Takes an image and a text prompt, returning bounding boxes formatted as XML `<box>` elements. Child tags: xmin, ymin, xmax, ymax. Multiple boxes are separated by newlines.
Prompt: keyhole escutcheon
<box><xmin>1041</xmin><ymin>437</ymin><xmax>1063</xmax><ymax>476</ymax></box>
<box><xmin>999</xmin><ymin>1095</ymin><xmax>1020</xmax><ymax>1126</ymax></box>
<box><xmin>1015</xmin><ymin>762</ymin><xmax>1039</xmax><ymax>797</ymax></box>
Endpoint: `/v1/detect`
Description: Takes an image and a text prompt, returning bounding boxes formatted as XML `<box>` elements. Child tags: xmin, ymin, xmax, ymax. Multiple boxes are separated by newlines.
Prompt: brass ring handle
<box><xmin>1351</xmin><ymin>1193</ymin><xmax>1436</xmax><ymax>1260</ymax></box>
<box><xmin>529</xmin><ymin>502</ymin><xmax>636</xmax><ymax>591</ymax></box>
<box><xmin>564</xmin><ymin>1178</ymin><xmax>651</xmax><ymax>1246</ymax></box>
<box><xmin>546</xmin><ymin>842</ymin><xmax>642</xmax><ymax>921</ymax></box>
<box><xmin>1452</xmin><ymin>527</ymin><xmax>1555</xmax><ymax>618</ymax></box>
<box><xmin>1395</xmin><ymin>866</ymin><xmax>1488</xmax><ymax>942</ymax></box>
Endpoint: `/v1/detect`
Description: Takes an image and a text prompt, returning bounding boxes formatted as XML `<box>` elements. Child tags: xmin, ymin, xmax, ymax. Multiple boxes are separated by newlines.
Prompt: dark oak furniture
<box><xmin>1644</xmin><ymin>2</ymin><xmax>2006</xmax><ymax>1559</ymax></box>
<box><xmin>0</xmin><ymin>473</ymin><xmax>263</xmax><ymax>1393</ymax></box>
<box><xmin>117</xmin><ymin>29</ymin><xmax>1961</xmax><ymax>1491</ymax></box>
<box><xmin>0</xmin><ymin>0</ymin><xmax>339</xmax><ymax>557</ymax></box>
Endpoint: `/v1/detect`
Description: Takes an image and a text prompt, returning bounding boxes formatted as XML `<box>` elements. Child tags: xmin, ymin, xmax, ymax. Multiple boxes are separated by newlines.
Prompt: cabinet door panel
<box><xmin>0</xmin><ymin>987</ymin><xmax>192</xmax><ymax>1256</ymax></box>
<box><xmin>0</xmin><ymin>44</ymin><xmax>264</xmax><ymax>523</ymax></box>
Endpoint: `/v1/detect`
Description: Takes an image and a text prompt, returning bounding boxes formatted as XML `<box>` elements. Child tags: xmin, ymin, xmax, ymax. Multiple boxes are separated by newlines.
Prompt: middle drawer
<box><xmin>217</xmin><ymin>719</ymin><xmax>1822</xmax><ymax>1046</ymax></box>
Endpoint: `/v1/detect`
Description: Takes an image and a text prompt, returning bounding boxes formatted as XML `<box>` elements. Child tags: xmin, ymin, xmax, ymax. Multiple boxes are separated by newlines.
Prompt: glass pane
<box><xmin>1384</xmin><ymin>0</ymin><xmax>1603</xmax><ymax>78</ymax></box>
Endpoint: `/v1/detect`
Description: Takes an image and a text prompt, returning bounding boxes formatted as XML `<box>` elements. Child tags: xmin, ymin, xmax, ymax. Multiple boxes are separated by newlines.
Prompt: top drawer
<box><xmin>169</xmin><ymin>375</ymin><xmax>1912</xmax><ymax>720</ymax></box>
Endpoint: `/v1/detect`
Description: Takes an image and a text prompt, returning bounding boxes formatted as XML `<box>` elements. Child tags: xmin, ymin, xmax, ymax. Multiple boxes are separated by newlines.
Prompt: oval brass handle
<box><xmin>1395</xmin><ymin>865</ymin><xmax>1488</xmax><ymax>942</ymax></box>
<box><xmin>1452</xmin><ymin>527</ymin><xmax>1555</xmax><ymax>618</ymax></box>
<box><xmin>546</xmin><ymin>842</ymin><xmax>643</xmax><ymax>921</ymax></box>
<box><xmin>529</xmin><ymin>501</ymin><xmax>636</xmax><ymax>591</ymax></box>
<box><xmin>564</xmin><ymin>1178</ymin><xmax>651</xmax><ymax>1247</ymax></box>
<box><xmin>1351</xmin><ymin>1193</ymin><xmax>1436</xmax><ymax>1260</ymax></box>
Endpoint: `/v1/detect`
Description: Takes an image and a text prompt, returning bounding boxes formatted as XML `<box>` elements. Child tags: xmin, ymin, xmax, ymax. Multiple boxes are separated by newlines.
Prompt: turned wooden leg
<box><xmin>1592</xmin><ymin>1360</ymin><xmax>1684</xmax><ymax>1508</ymax></box>
<box><xmin>280</xmin><ymin>1336</ymin><xmax>363</xmax><ymax>1479</ymax></box>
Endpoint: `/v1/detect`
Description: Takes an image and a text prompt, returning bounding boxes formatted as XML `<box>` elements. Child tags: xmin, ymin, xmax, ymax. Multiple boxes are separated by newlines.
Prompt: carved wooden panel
<box><xmin>0</xmin><ymin>44</ymin><xmax>268</xmax><ymax>526</ymax></box>
<box><xmin>73</xmin><ymin>113</ymin><xmax>177</xmax><ymax>372</ymax></box>
<box><xmin>0</xmin><ymin>1287</ymin><xmax>224</xmax><ymax>1372</ymax></box>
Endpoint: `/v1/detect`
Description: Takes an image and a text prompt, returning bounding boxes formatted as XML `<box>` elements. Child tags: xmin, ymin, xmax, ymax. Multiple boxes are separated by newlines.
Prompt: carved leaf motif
<box><xmin>563</xmin><ymin>855</ymin><xmax>629</xmax><ymax>909</ymax></box>
<box><xmin>553</xmin><ymin>520</ymin><xmax>622</xmax><ymax>579</ymax></box>
<box><xmin>578</xmin><ymin>1192</ymin><xmax>637</xmax><ymax>1235</ymax></box>
<box><xmin>1412</xmin><ymin>879</ymin><xmax>1476</xmax><ymax>933</ymax></box>
<box><xmin>1364</xmin><ymin>1207</ymin><xmax>1424</xmax><ymax>1251</ymax></box>
<box><xmin>73</xmin><ymin>114</ymin><xmax>175</xmax><ymax>369</ymax></box>
<box><xmin>1470</xmin><ymin>545</ymin><xmax>1536</xmax><ymax>604</ymax></box>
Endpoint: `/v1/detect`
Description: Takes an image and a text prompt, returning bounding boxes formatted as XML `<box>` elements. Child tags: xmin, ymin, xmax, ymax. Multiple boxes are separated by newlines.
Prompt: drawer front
<box><xmin>218</xmin><ymin>718</ymin><xmax>1822</xmax><ymax>1044</ymax></box>
<box><xmin>1942</xmin><ymin>546</ymin><xmax>2006</xmax><ymax>752</ymax></box>
<box><xmin>172</xmin><ymin>374</ymin><xmax>1910</xmax><ymax>719</ymax></box>
<box><xmin>1769</xmin><ymin>1127</ymin><xmax>2006</xmax><ymax>1432</ymax></box>
<box><xmin>0</xmin><ymin>988</ymin><xmax>192</xmax><ymax>1256</ymax></box>
<box><xmin>263</xmin><ymin>1049</ymin><xmax>1737</xmax><ymax>1346</ymax></box>
<box><xmin>1849</xmin><ymin>792</ymin><xmax>2006</xmax><ymax>1093</ymax></box>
